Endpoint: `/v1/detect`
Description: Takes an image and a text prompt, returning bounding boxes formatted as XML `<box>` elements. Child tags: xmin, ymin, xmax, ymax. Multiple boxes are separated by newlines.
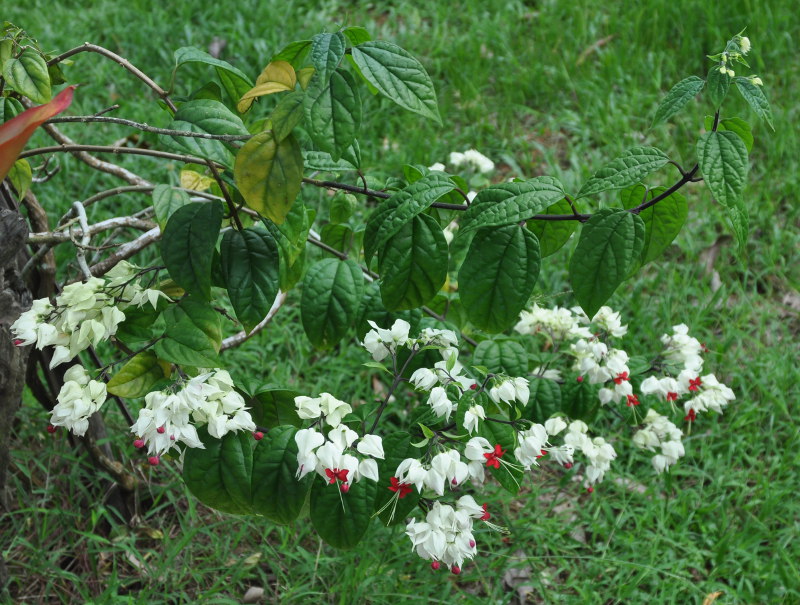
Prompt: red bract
<box><xmin>689</xmin><ymin>377</ymin><xmax>702</xmax><ymax>391</ymax></box>
<box><xmin>483</xmin><ymin>444</ymin><xmax>506</xmax><ymax>469</ymax></box>
<box><xmin>388</xmin><ymin>476</ymin><xmax>412</xmax><ymax>498</ymax></box>
<box><xmin>613</xmin><ymin>371</ymin><xmax>629</xmax><ymax>385</ymax></box>
<box><xmin>0</xmin><ymin>86</ymin><xmax>75</xmax><ymax>182</ymax></box>
<box><xmin>684</xmin><ymin>408</ymin><xmax>697</xmax><ymax>422</ymax></box>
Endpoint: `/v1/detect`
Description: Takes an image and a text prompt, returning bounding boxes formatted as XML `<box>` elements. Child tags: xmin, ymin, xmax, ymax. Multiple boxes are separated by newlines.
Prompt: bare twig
<box><xmin>47</xmin><ymin>115</ymin><xmax>252</xmax><ymax>142</ymax></box>
<box><xmin>220</xmin><ymin>291</ymin><xmax>289</xmax><ymax>350</ymax></box>
<box><xmin>88</xmin><ymin>227</ymin><xmax>161</xmax><ymax>277</ymax></box>
<box><xmin>70</xmin><ymin>202</ymin><xmax>93</xmax><ymax>279</ymax></box>
<box><xmin>28</xmin><ymin>216</ymin><xmax>157</xmax><ymax>244</ymax></box>
<box><xmin>19</xmin><ymin>143</ymin><xmax>226</xmax><ymax>169</ymax></box>
<box><xmin>46</xmin><ymin>43</ymin><xmax>177</xmax><ymax>113</ymax></box>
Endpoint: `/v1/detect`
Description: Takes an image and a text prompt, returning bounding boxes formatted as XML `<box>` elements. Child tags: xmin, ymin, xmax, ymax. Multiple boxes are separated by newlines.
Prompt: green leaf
<box><xmin>696</xmin><ymin>131</ymin><xmax>748</xmax><ymax>209</ymax></box>
<box><xmin>652</xmin><ymin>76</ymin><xmax>705</xmax><ymax>126</ymax></box>
<box><xmin>521</xmin><ymin>377</ymin><xmax>561</xmax><ymax>423</ymax></box>
<box><xmin>458</xmin><ymin>224</ymin><xmax>541</xmax><ymax>333</ymax></box>
<box><xmin>183</xmin><ymin>427</ymin><xmax>254</xmax><ymax>515</ymax></box>
<box><xmin>329</xmin><ymin>193</ymin><xmax>358</xmax><ymax>224</ymax></box>
<box><xmin>472</xmin><ymin>339</ymin><xmax>528</xmax><ymax>376</ymax></box>
<box><xmin>310</xmin><ymin>32</ymin><xmax>346</xmax><ymax>85</ymax></box>
<box><xmin>620</xmin><ymin>185</ymin><xmax>687</xmax><ymax>264</ymax></box>
<box><xmin>568</xmin><ymin>209</ymin><xmax>645</xmax><ymax>318</ymax></box>
<box><xmin>363</xmin><ymin>174</ymin><xmax>455</xmax><ymax>263</ymax></box>
<box><xmin>2</xmin><ymin>48</ymin><xmax>51</xmax><ymax>103</ymax></box>
<box><xmin>310</xmin><ymin>474</ymin><xmax>377</xmax><ymax>549</ymax></box>
<box><xmin>251</xmin><ymin>425</ymin><xmax>312</xmax><ymax>524</ymax></box>
<box><xmin>378</xmin><ymin>213</ymin><xmax>448</xmax><ymax>311</ymax></box>
<box><xmin>728</xmin><ymin>199</ymin><xmax>749</xmax><ymax>255</ymax></box>
<box><xmin>162</xmin><ymin>100</ymin><xmax>248</xmax><ymax>166</ymax></box>
<box><xmin>706</xmin><ymin>65</ymin><xmax>731</xmax><ymax>109</ymax></box>
<box><xmin>234</xmin><ymin>130</ymin><xmax>303</xmax><ymax>224</ymax></box>
<box><xmin>350</xmin><ymin>41</ymin><xmax>441</xmax><ymax>124</ymax></box>
<box><xmin>374</xmin><ymin>432</ymin><xmax>420</xmax><ymax>525</ymax></box>
<box><xmin>115</xmin><ymin>306</ymin><xmax>165</xmax><ymax>347</ymax></box>
<box><xmin>174</xmin><ymin>47</ymin><xmax>253</xmax><ymax>108</ymax></box>
<box><xmin>562</xmin><ymin>379</ymin><xmax>599</xmax><ymax>422</ymax></box>
<box><xmin>8</xmin><ymin>159</ymin><xmax>31</xmax><ymax>198</ymax></box>
<box><xmin>161</xmin><ymin>201</ymin><xmax>223</xmax><ymax>299</ymax></box>
<box><xmin>458</xmin><ymin>177</ymin><xmax>566</xmax><ymax>235</ymax></box>
<box><xmin>703</xmin><ymin>116</ymin><xmax>754</xmax><ymax>152</ymax></box>
<box><xmin>303</xmin><ymin>68</ymin><xmax>362</xmax><ymax>161</ymax></box>
<box><xmin>734</xmin><ymin>77</ymin><xmax>774</xmax><ymax>130</ymax></box>
<box><xmin>321</xmin><ymin>223</ymin><xmax>355</xmax><ymax>254</ymax></box>
<box><xmin>262</xmin><ymin>204</ymin><xmax>313</xmax><ymax>291</ymax></box>
<box><xmin>343</xmin><ymin>27</ymin><xmax>372</xmax><ymax>47</ymax></box>
<box><xmin>154</xmin><ymin>298</ymin><xmax>222</xmax><ymax>367</ymax></box>
<box><xmin>0</xmin><ymin>96</ymin><xmax>25</xmax><ymax>121</ymax></box>
<box><xmin>272</xmin><ymin>40</ymin><xmax>312</xmax><ymax>68</ymax></box>
<box><xmin>220</xmin><ymin>227</ymin><xmax>280</xmax><ymax>332</ymax></box>
<box><xmin>270</xmin><ymin>90</ymin><xmax>305</xmax><ymax>142</ymax></box>
<box><xmin>526</xmin><ymin>198</ymin><xmax>578</xmax><ymax>257</ymax></box>
<box><xmin>247</xmin><ymin>388</ymin><xmax>302</xmax><ymax>429</ymax></box>
<box><xmin>577</xmin><ymin>147</ymin><xmax>669</xmax><ymax>199</ymax></box>
<box><xmin>302</xmin><ymin>150</ymin><xmax>359</xmax><ymax>172</ymax></box>
<box><xmin>301</xmin><ymin>259</ymin><xmax>364</xmax><ymax>349</ymax></box>
<box><xmin>478</xmin><ymin>420</ymin><xmax>522</xmax><ymax>494</ymax></box>
<box><xmin>107</xmin><ymin>351</ymin><xmax>169</xmax><ymax>398</ymax></box>
<box><xmin>152</xmin><ymin>185</ymin><xmax>191</xmax><ymax>230</ymax></box>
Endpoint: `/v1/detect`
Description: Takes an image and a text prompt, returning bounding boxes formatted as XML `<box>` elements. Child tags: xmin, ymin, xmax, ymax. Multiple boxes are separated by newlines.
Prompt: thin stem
<box><xmin>19</xmin><ymin>144</ymin><xmax>225</xmax><ymax>168</ymax></box>
<box><xmin>47</xmin><ymin>115</ymin><xmax>252</xmax><ymax>141</ymax></box>
<box><xmin>369</xmin><ymin>347</ymin><xmax>420</xmax><ymax>434</ymax></box>
<box><xmin>46</xmin><ymin>43</ymin><xmax>177</xmax><ymax>113</ymax></box>
<box><xmin>303</xmin><ymin>177</ymin><xmax>390</xmax><ymax>199</ymax></box>
<box><xmin>208</xmin><ymin>161</ymin><xmax>243</xmax><ymax>230</ymax></box>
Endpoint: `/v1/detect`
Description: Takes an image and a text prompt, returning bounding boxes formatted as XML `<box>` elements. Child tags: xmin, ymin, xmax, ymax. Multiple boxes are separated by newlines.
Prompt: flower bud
<box><xmin>431</xmin><ymin>561</ymin><xmax>440</xmax><ymax>571</ymax></box>
<box><xmin>253</xmin><ymin>431</ymin><xmax>264</xmax><ymax>441</ymax></box>
<box><xmin>156</xmin><ymin>426</ymin><xmax>166</xmax><ymax>434</ymax></box>
<box><xmin>451</xmin><ymin>565</ymin><xmax>461</xmax><ymax>575</ymax></box>
<box><xmin>148</xmin><ymin>456</ymin><xmax>160</xmax><ymax>466</ymax></box>
<box><xmin>133</xmin><ymin>439</ymin><xmax>145</xmax><ymax>449</ymax></box>
<box><xmin>46</xmin><ymin>424</ymin><xmax>57</xmax><ymax>434</ymax></box>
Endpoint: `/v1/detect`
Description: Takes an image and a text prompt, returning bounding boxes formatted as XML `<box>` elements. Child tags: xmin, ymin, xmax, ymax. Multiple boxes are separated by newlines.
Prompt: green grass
<box><xmin>2</xmin><ymin>0</ymin><xmax>799</xmax><ymax>603</ymax></box>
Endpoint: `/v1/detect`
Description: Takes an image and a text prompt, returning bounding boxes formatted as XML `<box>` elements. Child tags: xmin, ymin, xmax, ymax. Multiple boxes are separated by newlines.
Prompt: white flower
<box><xmin>406</xmin><ymin>502</ymin><xmax>477</xmax><ymax>571</ymax></box>
<box><xmin>544</xmin><ymin>417</ymin><xmax>567</xmax><ymax>436</ymax></box>
<box><xmin>396</xmin><ymin>458</ymin><xmax>427</xmax><ymax>493</ymax></box>
<box><xmin>739</xmin><ymin>36</ymin><xmax>751</xmax><ymax>54</ymax></box>
<box><xmin>428</xmin><ymin>162</ymin><xmax>446</xmax><ymax>171</ymax></box>
<box><xmin>361</xmin><ymin>319</ymin><xmax>411</xmax><ymax>361</ymax></box>
<box><xmin>318</xmin><ymin>392</ymin><xmax>352</xmax><ymax>427</ymax></box>
<box><xmin>488</xmin><ymin>379</ymin><xmax>516</xmax><ymax>405</ymax></box>
<box><xmin>409</xmin><ymin>368</ymin><xmax>439</xmax><ymax>391</ymax></box>
<box><xmin>464</xmin><ymin>436</ymin><xmax>493</xmax><ymax>463</ymax></box>
<box><xmin>464</xmin><ymin>404</ymin><xmax>485</xmax><ymax>435</ymax></box>
<box><xmin>418</xmin><ymin>327</ymin><xmax>459</xmax><ymax>348</ymax></box>
<box><xmin>461</xmin><ymin>149</ymin><xmax>495</xmax><ymax>173</ymax></box>
<box><xmin>356</xmin><ymin>434</ymin><xmax>384</xmax><ymax>459</ymax></box>
<box><xmin>749</xmin><ymin>75</ymin><xmax>763</xmax><ymax>86</ymax></box>
<box><xmin>50</xmin><ymin>366</ymin><xmax>107</xmax><ymax>436</ymax></box>
<box><xmin>295</xmin><ymin>396</ymin><xmax>322</xmax><ymax>420</ymax></box>
<box><xmin>684</xmin><ymin>374</ymin><xmax>735</xmax><ymax>415</ymax></box>
<box><xmin>590</xmin><ymin>306</ymin><xmax>628</xmax><ymax>337</ymax></box>
<box><xmin>428</xmin><ymin>387</ymin><xmax>454</xmax><ymax>421</ymax></box>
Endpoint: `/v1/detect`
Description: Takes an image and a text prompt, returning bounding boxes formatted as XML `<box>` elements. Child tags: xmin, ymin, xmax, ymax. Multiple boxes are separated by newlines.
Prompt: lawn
<box><xmin>2</xmin><ymin>0</ymin><xmax>798</xmax><ymax>603</ymax></box>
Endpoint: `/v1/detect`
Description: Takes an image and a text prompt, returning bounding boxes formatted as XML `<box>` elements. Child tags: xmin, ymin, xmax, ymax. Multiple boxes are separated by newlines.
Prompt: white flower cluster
<box><xmin>442</xmin><ymin>149</ymin><xmax>495</xmax><ymax>174</ymax></box>
<box><xmin>405</xmin><ymin>496</ymin><xmax>491</xmax><ymax>573</ymax></box>
<box><xmin>515</xmin><ymin>304</ymin><xmax>592</xmax><ymax>341</ymax></box>
<box><xmin>50</xmin><ymin>365</ymin><xmax>108</xmax><ymax>436</ymax></box>
<box><xmin>295</xmin><ymin>392</ymin><xmax>352</xmax><ymax>427</ymax></box>
<box><xmin>361</xmin><ymin>319</ymin><xmax>458</xmax><ymax>363</ymax></box>
<box><xmin>11</xmin><ymin>262</ymin><xmax>169</xmax><ymax>369</ymax></box>
<box><xmin>560</xmin><ymin>420</ymin><xmax>617</xmax><ymax>486</ymax></box>
<box><xmin>295</xmin><ymin>426</ymin><xmax>384</xmax><ymax>490</ymax></box>
<box><xmin>633</xmin><ymin>409</ymin><xmax>685</xmax><ymax>473</ymax></box>
<box><xmin>396</xmin><ymin>449</ymin><xmax>480</xmax><ymax>495</ymax></box>
<box><xmin>130</xmin><ymin>369</ymin><xmax>255</xmax><ymax>461</ymax></box>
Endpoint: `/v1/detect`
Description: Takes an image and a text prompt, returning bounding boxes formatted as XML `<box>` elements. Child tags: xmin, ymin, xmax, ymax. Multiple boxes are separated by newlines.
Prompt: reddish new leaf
<box><xmin>0</xmin><ymin>85</ymin><xmax>75</xmax><ymax>182</ymax></box>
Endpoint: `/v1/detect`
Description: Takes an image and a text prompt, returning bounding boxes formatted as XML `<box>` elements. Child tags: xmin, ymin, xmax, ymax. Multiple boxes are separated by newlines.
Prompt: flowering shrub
<box><xmin>1</xmin><ymin>25</ymin><xmax>766</xmax><ymax>575</ymax></box>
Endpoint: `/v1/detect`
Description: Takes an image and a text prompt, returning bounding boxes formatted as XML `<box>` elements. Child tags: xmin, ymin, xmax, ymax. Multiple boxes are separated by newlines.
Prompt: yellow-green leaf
<box><xmin>234</xmin><ymin>130</ymin><xmax>303</xmax><ymax>224</ymax></box>
<box><xmin>107</xmin><ymin>351</ymin><xmax>170</xmax><ymax>398</ymax></box>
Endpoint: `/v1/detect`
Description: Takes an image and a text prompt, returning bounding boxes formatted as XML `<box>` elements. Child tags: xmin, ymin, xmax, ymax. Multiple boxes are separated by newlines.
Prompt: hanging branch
<box><xmin>47</xmin><ymin>115</ymin><xmax>253</xmax><ymax>142</ymax></box>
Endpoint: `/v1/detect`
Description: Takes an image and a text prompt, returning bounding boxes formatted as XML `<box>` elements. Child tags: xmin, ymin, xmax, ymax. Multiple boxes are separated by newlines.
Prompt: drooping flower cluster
<box><xmin>361</xmin><ymin>319</ymin><xmax>459</xmax><ymax>363</ymax></box>
<box><xmin>130</xmin><ymin>369</ymin><xmax>256</xmax><ymax>462</ymax></box>
<box><xmin>50</xmin><ymin>365</ymin><xmax>108</xmax><ymax>436</ymax></box>
<box><xmin>295</xmin><ymin>425</ymin><xmax>384</xmax><ymax>491</ymax></box>
<box><xmin>440</xmin><ymin>148</ymin><xmax>495</xmax><ymax>174</ymax></box>
<box><xmin>405</xmin><ymin>496</ymin><xmax>494</xmax><ymax>573</ymax></box>
<box><xmin>295</xmin><ymin>392</ymin><xmax>353</xmax><ymax>427</ymax></box>
<box><xmin>633</xmin><ymin>409</ymin><xmax>685</xmax><ymax>473</ymax></box>
<box><xmin>10</xmin><ymin>261</ymin><xmax>169</xmax><ymax>368</ymax></box>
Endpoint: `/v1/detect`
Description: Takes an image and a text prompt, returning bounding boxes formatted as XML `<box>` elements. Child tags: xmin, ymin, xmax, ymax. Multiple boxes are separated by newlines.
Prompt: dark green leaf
<box><xmin>154</xmin><ymin>298</ymin><xmax>222</xmax><ymax>367</ymax></box>
<box><xmin>351</xmin><ymin>41</ymin><xmax>441</xmax><ymax>124</ymax></box>
<box><xmin>696</xmin><ymin>131</ymin><xmax>748</xmax><ymax>209</ymax></box>
<box><xmin>458</xmin><ymin>224</ymin><xmax>540</xmax><ymax>333</ymax></box>
<box><xmin>310</xmin><ymin>32</ymin><xmax>346</xmax><ymax>84</ymax></box>
<box><xmin>162</xmin><ymin>100</ymin><xmax>249</xmax><ymax>167</ymax></box>
<box><xmin>161</xmin><ymin>201</ymin><xmax>223</xmax><ymax>299</ymax></box>
<box><xmin>310</xmin><ymin>474</ymin><xmax>377</xmax><ymax>549</ymax></box>
<box><xmin>247</xmin><ymin>388</ymin><xmax>302</xmax><ymax>428</ymax></box>
<box><xmin>152</xmin><ymin>185</ymin><xmax>191</xmax><ymax>230</ymax></box>
<box><xmin>183</xmin><ymin>427</ymin><xmax>254</xmax><ymax>515</ymax></box>
<box><xmin>301</xmin><ymin>259</ymin><xmax>364</xmax><ymax>348</ymax></box>
<box><xmin>526</xmin><ymin>198</ymin><xmax>579</xmax><ymax>257</ymax></box>
<box><xmin>2</xmin><ymin>48</ymin><xmax>50</xmax><ymax>103</ymax></box>
<box><xmin>378</xmin><ymin>213</ymin><xmax>448</xmax><ymax>311</ymax></box>
<box><xmin>562</xmin><ymin>379</ymin><xmax>599</xmax><ymax>422</ymax></box>
<box><xmin>0</xmin><ymin>96</ymin><xmax>25</xmax><ymax>121</ymax></box>
<box><xmin>343</xmin><ymin>27</ymin><xmax>372</xmax><ymax>46</ymax></box>
<box><xmin>458</xmin><ymin>177</ymin><xmax>565</xmax><ymax>235</ymax></box>
<box><xmin>652</xmin><ymin>76</ymin><xmax>705</xmax><ymax>126</ymax></box>
<box><xmin>703</xmin><ymin>116</ymin><xmax>754</xmax><ymax>152</ymax></box>
<box><xmin>329</xmin><ymin>193</ymin><xmax>358</xmax><ymax>224</ymax></box>
<box><xmin>303</xmin><ymin>68</ymin><xmax>362</xmax><ymax>161</ymax></box>
<box><xmin>363</xmin><ymin>174</ymin><xmax>455</xmax><ymax>263</ymax></box>
<box><xmin>272</xmin><ymin>40</ymin><xmax>312</xmax><ymax>68</ymax></box>
<box><xmin>478</xmin><ymin>420</ymin><xmax>522</xmax><ymax>494</ymax></box>
<box><xmin>706</xmin><ymin>65</ymin><xmax>731</xmax><ymax>109</ymax></box>
<box><xmin>568</xmin><ymin>209</ymin><xmax>645</xmax><ymax>318</ymax></box>
<box><xmin>173</xmin><ymin>47</ymin><xmax>253</xmax><ymax>107</ymax></box>
<box><xmin>302</xmin><ymin>149</ymin><xmax>359</xmax><ymax>172</ymax></box>
<box><xmin>472</xmin><ymin>339</ymin><xmax>528</xmax><ymax>376</ymax></box>
<box><xmin>220</xmin><ymin>227</ymin><xmax>280</xmax><ymax>331</ymax></box>
<box><xmin>270</xmin><ymin>91</ymin><xmax>305</xmax><ymax>141</ymax></box>
<box><xmin>734</xmin><ymin>77</ymin><xmax>774</xmax><ymax>130</ymax></box>
<box><xmin>251</xmin><ymin>425</ymin><xmax>312</xmax><ymax>524</ymax></box>
<box><xmin>106</xmin><ymin>351</ymin><xmax>169</xmax><ymax>398</ymax></box>
<box><xmin>620</xmin><ymin>185</ymin><xmax>687</xmax><ymax>264</ymax></box>
<box><xmin>521</xmin><ymin>378</ymin><xmax>561</xmax><ymax>423</ymax></box>
<box><xmin>577</xmin><ymin>147</ymin><xmax>669</xmax><ymax>199</ymax></box>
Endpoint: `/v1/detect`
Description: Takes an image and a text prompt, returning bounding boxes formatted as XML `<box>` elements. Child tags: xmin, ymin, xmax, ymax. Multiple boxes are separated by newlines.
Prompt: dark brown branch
<box><xmin>46</xmin><ymin>43</ymin><xmax>177</xmax><ymax>113</ymax></box>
